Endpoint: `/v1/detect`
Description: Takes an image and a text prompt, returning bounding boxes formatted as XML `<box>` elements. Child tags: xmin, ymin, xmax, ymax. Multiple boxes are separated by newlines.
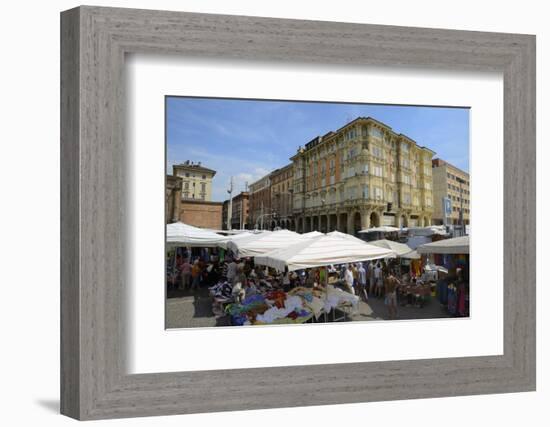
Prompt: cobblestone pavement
<box><xmin>166</xmin><ymin>286</ymin><xmax>452</xmax><ymax>329</ymax></box>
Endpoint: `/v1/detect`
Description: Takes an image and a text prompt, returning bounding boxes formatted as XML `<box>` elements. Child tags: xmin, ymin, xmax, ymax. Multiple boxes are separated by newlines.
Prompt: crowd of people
<box><xmin>167</xmin><ymin>247</ymin><xmax>448</xmax><ymax>320</ymax></box>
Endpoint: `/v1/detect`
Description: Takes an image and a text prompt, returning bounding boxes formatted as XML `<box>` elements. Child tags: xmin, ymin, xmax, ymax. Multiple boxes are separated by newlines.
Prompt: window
<box><xmin>369</xmin><ymin>127</ymin><xmax>383</xmax><ymax>138</ymax></box>
<box><xmin>403</xmin><ymin>193</ymin><xmax>411</xmax><ymax>205</ymax></box>
<box><xmin>401</xmin><ymin>142</ymin><xmax>410</xmax><ymax>153</ymax></box>
<box><xmin>373</xmin><ymin>165</ymin><xmax>383</xmax><ymax>177</ymax></box>
<box><xmin>402</xmin><ymin>174</ymin><xmax>411</xmax><ymax>185</ymax></box>
<box><xmin>202</xmin><ymin>175</ymin><xmax>206</xmax><ymax>179</ymax></box>
<box><xmin>347</xmin><ymin>186</ymin><xmax>357</xmax><ymax>200</ymax></box>
<box><xmin>201</xmin><ymin>183</ymin><xmax>206</xmax><ymax>192</ymax></box>
<box><xmin>362</xmin><ymin>164</ymin><xmax>369</xmax><ymax>174</ymax></box>
<box><xmin>363</xmin><ymin>186</ymin><xmax>369</xmax><ymax>199</ymax></box>
<box><xmin>185</xmin><ymin>172</ymin><xmax>190</xmax><ymax>177</ymax></box>
<box><xmin>425</xmin><ymin>182</ymin><xmax>431</xmax><ymax>190</ymax></box>
<box><xmin>374</xmin><ymin>186</ymin><xmax>383</xmax><ymax>200</ymax></box>
<box><xmin>372</xmin><ymin>146</ymin><xmax>383</xmax><ymax>159</ymax></box>
<box><xmin>330</xmin><ymin>175</ymin><xmax>335</xmax><ymax>185</ymax></box>
<box><xmin>401</xmin><ymin>157</ymin><xmax>410</xmax><ymax>168</ymax></box>
<box><xmin>184</xmin><ymin>182</ymin><xmax>189</xmax><ymax>190</ymax></box>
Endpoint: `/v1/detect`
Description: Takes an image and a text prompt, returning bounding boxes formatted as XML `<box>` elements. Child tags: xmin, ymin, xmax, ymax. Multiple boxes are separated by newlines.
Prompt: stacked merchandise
<box><xmin>225</xmin><ymin>293</ymin><xmax>312</xmax><ymax>326</ymax></box>
<box><xmin>209</xmin><ymin>281</ymin><xmax>234</xmax><ymax>317</ymax></box>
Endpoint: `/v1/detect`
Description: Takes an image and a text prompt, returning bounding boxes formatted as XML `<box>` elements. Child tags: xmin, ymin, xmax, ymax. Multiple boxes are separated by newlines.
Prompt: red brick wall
<box><xmin>179</xmin><ymin>201</ymin><xmax>223</xmax><ymax>229</ymax></box>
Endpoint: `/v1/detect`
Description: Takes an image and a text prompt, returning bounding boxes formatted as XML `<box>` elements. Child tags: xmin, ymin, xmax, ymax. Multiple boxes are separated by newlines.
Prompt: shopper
<box><xmin>384</xmin><ymin>270</ymin><xmax>401</xmax><ymax>319</ymax></box>
<box><xmin>344</xmin><ymin>264</ymin><xmax>355</xmax><ymax>295</ymax></box>
<box><xmin>358</xmin><ymin>262</ymin><xmax>368</xmax><ymax>302</ymax></box>
<box><xmin>180</xmin><ymin>258</ymin><xmax>191</xmax><ymax>290</ymax></box>
<box><xmin>368</xmin><ymin>261</ymin><xmax>376</xmax><ymax>297</ymax></box>
<box><xmin>374</xmin><ymin>262</ymin><xmax>383</xmax><ymax>298</ymax></box>
<box><xmin>191</xmin><ymin>259</ymin><xmax>201</xmax><ymax>290</ymax></box>
<box><xmin>226</xmin><ymin>258</ymin><xmax>238</xmax><ymax>284</ymax></box>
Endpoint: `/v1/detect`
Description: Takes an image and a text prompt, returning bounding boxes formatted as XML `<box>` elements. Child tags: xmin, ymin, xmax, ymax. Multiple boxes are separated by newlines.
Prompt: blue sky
<box><xmin>166</xmin><ymin>97</ymin><xmax>469</xmax><ymax>202</ymax></box>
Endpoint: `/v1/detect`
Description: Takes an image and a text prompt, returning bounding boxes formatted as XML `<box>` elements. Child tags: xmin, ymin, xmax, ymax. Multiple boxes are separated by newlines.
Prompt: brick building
<box><xmin>165</xmin><ymin>175</ymin><xmax>182</xmax><ymax>224</ymax></box>
<box><xmin>270</xmin><ymin>164</ymin><xmax>294</xmax><ymax>229</ymax></box>
<box><xmin>248</xmin><ymin>175</ymin><xmax>272</xmax><ymax>230</ymax></box>
<box><xmin>230</xmin><ymin>191</ymin><xmax>250</xmax><ymax>230</ymax></box>
<box><xmin>179</xmin><ymin>200</ymin><xmax>223</xmax><ymax>230</ymax></box>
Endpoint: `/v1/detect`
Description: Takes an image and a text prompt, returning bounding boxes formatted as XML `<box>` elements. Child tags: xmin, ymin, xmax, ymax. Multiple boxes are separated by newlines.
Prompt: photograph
<box><xmin>165</xmin><ymin>97</ymin><xmax>471</xmax><ymax>328</ymax></box>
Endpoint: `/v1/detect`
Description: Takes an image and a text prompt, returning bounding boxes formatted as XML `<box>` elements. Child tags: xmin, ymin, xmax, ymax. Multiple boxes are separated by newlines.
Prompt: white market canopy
<box><xmin>255</xmin><ymin>234</ymin><xmax>396</xmax><ymax>272</ymax></box>
<box><xmin>326</xmin><ymin>230</ymin><xmax>366</xmax><ymax>244</ymax></box>
<box><xmin>166</xmin><ymin>222</ymin><xmax>229</xmax><ymax>248</ymax></box>
<box><xmin>405</xmin><ymin>225</ymin><xmax>448</xmax><ymax>237</ymax></box>
<box><xmin>417</xmin><ymin>235</ymin><xmax>470</xmax><ymax>254</ymax></box>
<box><xmin>226</xmin><ymin>229</ymin><xmax>308</xmax><ymax>258</ymax></box>
<box><xmin>369</xmin><ymin>239</ymin><xmax>414</xmax><ymax>257</ymax></box>
<box><xmin>401</xmin><ymin>249</ymin><xmax>421</xmax><ymax>260</ymax></box>
<box><xmin>217</xmin><ymin>230</ymin><xmax>269</xmax><ymax>250</ymax></box>
<box><xmin>301</xmin><ymin>231</ymin><xmax>325</xmax><ymax>238</ymax></box>
<box><xmin>358</xmin><ymin>226</ymin><xmax>400</xmax><ymax>234</ymax></box>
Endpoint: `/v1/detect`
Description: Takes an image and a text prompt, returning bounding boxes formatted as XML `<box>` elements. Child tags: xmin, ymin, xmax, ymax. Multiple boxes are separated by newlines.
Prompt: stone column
<box><xmin>336</xmin><ymin>212</ymin><xmax>341</xmax><ymax>232</ymax></box>
<box><xmin>347</xmin><ymin>211</ymin><xmax>355</xmax><ymax>236</ymax></box>
<box><xmin>360</xmin><ymin>209</ymin><xmax>370</xmax><ymax>231</ymax></box>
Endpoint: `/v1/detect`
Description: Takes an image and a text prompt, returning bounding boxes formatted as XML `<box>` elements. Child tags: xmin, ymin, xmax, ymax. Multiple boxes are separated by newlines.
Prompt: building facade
<box><xmin>165</xmin><ymin>175</ymin><xmax>182</xmax><ymax>224</ymax></box>
<box><xmin>270</xmin><ymin>164</ymin><xmax>294</xmax><ymax>230</ymax></box>
<box><xmin>291</xmin><ymin>117</ymin><xmax>435</xmax><ymax>235</ymax></box>
<box><xmin>179</xmin><ymin>200</ymin><xmax>223</xmax><ymax>230</ymax></box>
<box><xmin>431</xmin><ymin>158</ymin><xmax>470</xmax><ymax>226</ymax></box>
<box><xmin>248</xmin><ymin>175</ymin><xmax>272</xmax><ymax>229</ymax></box>
<box><xmin>172</xmin><ymin>161</ymin><xmax>216</xmax><ymax>201</ymax></box>
<box><xmin>230</xmin><ymin>191</ymin><xmax>250</xmax><ymax>230</ymax></box>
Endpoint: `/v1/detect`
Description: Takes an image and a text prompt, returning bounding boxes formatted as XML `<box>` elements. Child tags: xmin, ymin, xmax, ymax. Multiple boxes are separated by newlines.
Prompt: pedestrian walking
<box><xmin>358</xmin><ymin>262</ymin><xmax>368</xmax><ymax>302</ymax></box>
<box><xmin>180</xmin><ymin>258</ymin><xmax>191</xmax><ymax>290</ymax></box>
<box><xmin>191</xmin><ymin>259</ymin><xmax>201</xmax><ymax>290</ymax></box>
<box><xmin>384</xmin><ymin>270</ymin><xmax>401</xmax><ymax>319</ymax></box>
<box><xmin>374</xmin><ymin>262</ymin><xmax>383</xmax><ymax>298</ymax></box>
<box><xmin>368</xmin><ymin>261</ymin><xmax>376</xmax><ymax>296</ymax></box>
<box><xmin>344</xmin><ymin>264</ymin><xmax>355</xmax><ymax>295</ymax></box>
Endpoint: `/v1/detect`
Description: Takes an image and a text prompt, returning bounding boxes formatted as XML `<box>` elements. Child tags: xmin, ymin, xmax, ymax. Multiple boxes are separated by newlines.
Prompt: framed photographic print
<box><xmin>61</xmin><ymin>5</ymin><xmax>536</xmax><ymax>420</ymax></box>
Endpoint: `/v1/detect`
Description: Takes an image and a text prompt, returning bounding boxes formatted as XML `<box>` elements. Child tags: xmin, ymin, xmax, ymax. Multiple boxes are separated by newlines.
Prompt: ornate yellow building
<box><xmin>172</xmin><ymin>161</ymin><xmax>216</xmax><ymax>201</ymax></box>
<box><xmin>291</xmin><ymin>117</ymin><xmax>435</xmax><ymax>235</ymax></box>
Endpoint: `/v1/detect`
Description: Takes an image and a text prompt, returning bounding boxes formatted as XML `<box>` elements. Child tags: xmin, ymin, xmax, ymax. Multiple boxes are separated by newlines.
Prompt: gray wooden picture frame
<box><xmin>60</xmin><ymin>5</ymin><xmax>536</xmax><ymax>421</ymax></box>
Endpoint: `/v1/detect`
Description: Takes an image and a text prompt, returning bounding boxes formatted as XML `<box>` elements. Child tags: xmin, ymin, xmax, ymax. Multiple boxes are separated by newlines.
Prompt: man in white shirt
<box><xmin>344</xmin><ymin>264</ymin><xmax>355</xmax><ymax>295</ymax></box>
<box><xmin>226</xmin><ymin>259</ymin><xmax>238</xmax><ymax>284</ymax></box>
<box><xmin>374</xmin><ymin>262</ymin><xmax>383</xmax><ymax>298</ymax></box>
<box><xmin>358</xmin><ymin>262</ymin><xmax>368</xmax><ymax>301</ymax></box>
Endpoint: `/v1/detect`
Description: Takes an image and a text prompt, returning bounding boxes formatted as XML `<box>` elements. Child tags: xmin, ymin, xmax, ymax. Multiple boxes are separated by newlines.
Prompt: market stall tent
<box><xmin>358</xmin><ymin>226</ymin><xmax>400</xmax><ymax>233</ymax></box>
<box><xmin>166</xmin><ymin>222</ymin><xmax>229</xmax><ymax>247</ymax></box>
<box><xmin>217</xmin><ymin>230</ymin><xmax>269</xmax><ymax>250</ymax></box>
<box><xmin>369</xmin><ymin>239</ymin><xmax>413</xmax><ymax>257</ymax></box>
<box><xmin>301</xmin><ymin>231</ymin><xmax>325</xmax><ymax>238</ymax></box>
<box><xmin>400</xmin><ymin>249</ymin><xmax>421</xmax><ymax>260</ymax></box>
<box><xmin>254</xmin><ymin>234</ymin><xmax>396</xmax><ymax>272</ymax></box>
<box><xmin>417</xmin><ymin>235</ymin><xmax>470</xmax><ymax>254</ymax></box>
<box><xmin>227</xmin><ymin>229</ymin><xmax>308</xmax><ymax>258</ymax></box>
<box><xmin>326</xmin><ymin>230</ymin><xmax>365</xmax><ymax>244</ymax></box>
